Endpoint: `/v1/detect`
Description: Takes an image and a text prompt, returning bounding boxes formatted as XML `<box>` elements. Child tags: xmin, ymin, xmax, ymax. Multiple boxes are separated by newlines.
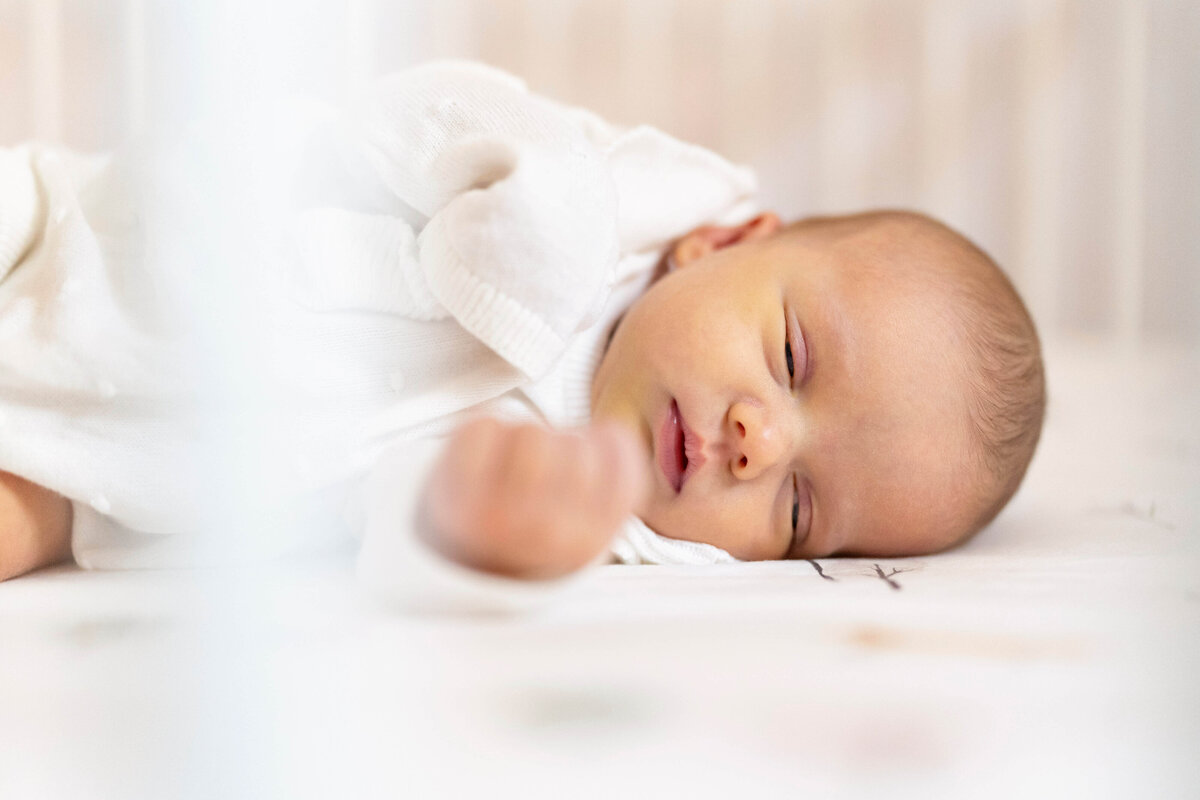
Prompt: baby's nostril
<box><xmin>736</xmin><ymin>422</ymin><xmax>745</xmax><ymax>436</ymax></box>
<box><xmin>739</xmin><ymin>456</ymin><xmax>748</xmax><ymax>468</ymax></box>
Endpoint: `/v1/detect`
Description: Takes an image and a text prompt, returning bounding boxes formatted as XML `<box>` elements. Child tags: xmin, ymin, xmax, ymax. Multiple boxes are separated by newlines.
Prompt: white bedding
<box><xmin>2</xmin><ymin>338</ymin><xmax>1197</xmax><ymax>799</ymax></box>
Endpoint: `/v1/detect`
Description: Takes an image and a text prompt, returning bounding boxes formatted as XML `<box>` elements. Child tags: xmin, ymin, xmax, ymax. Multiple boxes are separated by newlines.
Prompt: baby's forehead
<box><xmin>787</xmin><ymin>213</ymin><xmax>969</xmax><ymax>269</ymax></box>
<box><xmin>772</xmin><ymin>225</ymin><xmax>961</xmax><ymax>306</ymax></box>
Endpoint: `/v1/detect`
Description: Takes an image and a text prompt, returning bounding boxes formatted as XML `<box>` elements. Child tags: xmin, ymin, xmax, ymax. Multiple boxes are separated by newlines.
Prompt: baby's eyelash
<box><xmin>783</xmin><ymin>307</ymin><xmax>795</xmax><ymax>384</ymax></box>
<box><xmin>782</xmin><ymin>306</ymin><xmax>809</xmax><ymax>388</ymax></box>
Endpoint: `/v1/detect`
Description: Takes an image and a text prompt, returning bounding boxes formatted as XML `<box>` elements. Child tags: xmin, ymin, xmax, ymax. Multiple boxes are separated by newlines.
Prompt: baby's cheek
<box><xmin>638</xmin><ymin>501</ymin><xmax>702</xmax><ymax>546</ymax></box>
<box><xmin>648</xmin><ymin>496</ymin><xmax>771</xmax><ymax>560</ymax></box>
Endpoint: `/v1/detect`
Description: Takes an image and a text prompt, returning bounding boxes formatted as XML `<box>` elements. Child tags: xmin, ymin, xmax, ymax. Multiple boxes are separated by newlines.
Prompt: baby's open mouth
<box><xmin>657</xmin><ymin>399</ymin><xmax>705</xmax><ymax>494</ymax></box>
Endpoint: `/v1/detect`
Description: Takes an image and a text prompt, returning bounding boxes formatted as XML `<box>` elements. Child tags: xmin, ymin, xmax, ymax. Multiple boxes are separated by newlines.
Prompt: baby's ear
<box><xmin>669</xmin><ymin>212</ymin><xmax>781</xmax><ymax>270</ymax></box>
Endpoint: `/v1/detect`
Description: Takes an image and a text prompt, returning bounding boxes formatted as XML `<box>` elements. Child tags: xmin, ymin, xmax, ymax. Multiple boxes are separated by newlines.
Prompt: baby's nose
<box><xmin>728</xmin><ymin>400</ymin><xmax>789</xmax><ymax>480</ymax></box>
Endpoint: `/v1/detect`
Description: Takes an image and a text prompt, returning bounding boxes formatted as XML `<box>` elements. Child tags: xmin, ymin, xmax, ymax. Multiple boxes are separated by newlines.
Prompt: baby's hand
<box><xmin>419</xmin><ymin>418</ymin><xmax>648</xmax><ymax>580</ymax></box>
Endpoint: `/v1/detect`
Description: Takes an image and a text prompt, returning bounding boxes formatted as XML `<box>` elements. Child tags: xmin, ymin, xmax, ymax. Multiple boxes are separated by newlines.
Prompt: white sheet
<box><xmin>1</xmin><ymin>337</ymin><xmax>1197</xmax><ymax>799</ymax></box>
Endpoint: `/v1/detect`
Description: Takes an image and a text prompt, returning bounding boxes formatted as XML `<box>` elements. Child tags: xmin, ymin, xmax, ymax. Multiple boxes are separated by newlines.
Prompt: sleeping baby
<box><xmin>0</xmin><ymin>62</ymin><xmax>1045</xmax><ymax>611</ymax></box>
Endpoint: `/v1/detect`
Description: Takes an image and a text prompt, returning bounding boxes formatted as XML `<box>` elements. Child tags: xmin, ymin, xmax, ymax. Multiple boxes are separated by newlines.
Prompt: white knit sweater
<box><xmin>0</xmin><ymin>61</ymin><xmax>754</xmax><ymax>608</ymax></box>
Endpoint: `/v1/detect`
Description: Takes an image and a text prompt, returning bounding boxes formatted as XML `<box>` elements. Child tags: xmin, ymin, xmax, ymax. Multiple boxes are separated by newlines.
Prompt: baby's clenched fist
<box><xmin>419</xmin><ymin>418</ymin><xmax>649</xmax><ymax>579</ymax></box>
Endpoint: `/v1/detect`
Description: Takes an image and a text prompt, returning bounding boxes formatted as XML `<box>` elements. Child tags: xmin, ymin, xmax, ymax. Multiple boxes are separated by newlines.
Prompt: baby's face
<box><xmin>591</xmin><ymin>216</ymin><xmax>981</xmax><ymax>560</ymax></box>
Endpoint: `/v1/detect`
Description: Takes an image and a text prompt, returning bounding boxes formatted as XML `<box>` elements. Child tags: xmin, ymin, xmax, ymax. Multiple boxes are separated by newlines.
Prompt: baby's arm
<box><xmin>419</xmin><ymin>418</ymin><xmax>648</xmax><ymax>580</ymax></box>
<box><xmin>0</xmin><ymin>472</ymin><xmax>72</xmax><ymax>582</ymax></box>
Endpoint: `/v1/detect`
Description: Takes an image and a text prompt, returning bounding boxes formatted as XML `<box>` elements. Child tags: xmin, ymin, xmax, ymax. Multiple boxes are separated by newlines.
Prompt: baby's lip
<box><xmin>657</xmin><ymin>398</ymin><xmax>706</xmax><ymax>494</ymax></box>
<box><xmin>678</xmin><ymin>403</ymin><xmax>706</xmax><ymax>489</ymax></box>
<box><xmin>657</xmin><ymin>400</ymin><xmax>685</xmax><ymax>493</ymax></box>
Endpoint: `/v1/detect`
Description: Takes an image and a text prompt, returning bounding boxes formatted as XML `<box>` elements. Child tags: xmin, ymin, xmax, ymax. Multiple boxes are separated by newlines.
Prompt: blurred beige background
<box><xmin>1</xmin><ymin>0</ymin><xmax>1197</xmax><ymax>346</ymax></box>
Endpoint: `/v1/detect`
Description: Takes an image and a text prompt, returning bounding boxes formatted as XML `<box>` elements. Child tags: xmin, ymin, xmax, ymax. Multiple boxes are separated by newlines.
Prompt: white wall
<box><xmin>1</xmin><ymin>0</ymin><xmax>1196</xmax><ymax>346</ymax></box>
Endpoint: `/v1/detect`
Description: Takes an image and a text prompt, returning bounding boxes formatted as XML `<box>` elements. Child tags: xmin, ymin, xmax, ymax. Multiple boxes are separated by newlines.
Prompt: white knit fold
<box><xmin>419</xmin><ymin>208</ymin><xmax>571</xmax><ymax>380</ymax></box>
<box><xmin>291</xmin><ymin>207</ymin><xmax>444</xmax><ymax>318</ymax></box>
<box><xmin>607</xmin><ymin>125</ymin><xmax>760</xmax><ymax>255</ymax></box>
<box><xmin>0</xmin><ymin>147</ymin><xmax>42</xmax><ymax>282</ymax></box>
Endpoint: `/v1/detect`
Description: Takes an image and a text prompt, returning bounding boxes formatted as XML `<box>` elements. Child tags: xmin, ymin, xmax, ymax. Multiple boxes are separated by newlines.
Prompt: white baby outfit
<box><xmin>0</xmin><ymin>61</ymin><xmax>754</xmax><ymax>609</ymax></box>
<box><xmin>0</xmin><ymin>143</ymin><xmax>214</xmax><ymax>566</ymax></box>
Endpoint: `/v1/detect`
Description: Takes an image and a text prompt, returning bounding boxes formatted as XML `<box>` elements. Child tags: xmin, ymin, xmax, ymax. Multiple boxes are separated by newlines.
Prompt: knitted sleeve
<box><xmin>349</xmin><ymin>61</ymin><xmax>620</xmax><ymax>381</ymax></box>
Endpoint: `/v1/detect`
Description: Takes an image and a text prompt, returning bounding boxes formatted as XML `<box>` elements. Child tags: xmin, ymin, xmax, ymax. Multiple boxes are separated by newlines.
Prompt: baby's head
<box><xmin>591</xmin><ymin>210</ymin><xmax>1044</xmax><ymax>560</ymax></box>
